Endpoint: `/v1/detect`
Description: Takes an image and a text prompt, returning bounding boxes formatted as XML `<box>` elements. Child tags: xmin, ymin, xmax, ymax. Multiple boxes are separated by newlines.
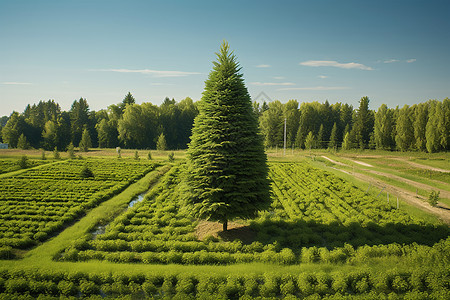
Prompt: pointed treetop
<box><xmin>213</xmin><ymin>40</ymin><xmax>241</xmax><ymax>73</ymax></box>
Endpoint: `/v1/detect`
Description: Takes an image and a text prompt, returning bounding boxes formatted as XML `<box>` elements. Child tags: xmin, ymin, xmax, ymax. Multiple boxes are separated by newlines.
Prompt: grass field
<box><xmin>0</xmin><ymin>148</ymin><xmax>448</xmax><ymax>299</ymax></box>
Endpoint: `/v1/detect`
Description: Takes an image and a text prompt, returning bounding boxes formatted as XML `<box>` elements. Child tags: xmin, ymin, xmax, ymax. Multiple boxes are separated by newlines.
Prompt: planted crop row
<box><xmin>269</xmin><ymin>162</ymin><xmax>414</xmax><ymax>226</ymax></box>
<box><xmin>0</xmin><ymin>266</ymin><xmax>448</xmax><ymax>299</ymax></box>
<box><xmin>0</xmin><ymin>158</ymin><xmax>157</xmax><ymax>252</ymax></box>
<box><xmin>13</xmin><ymin>159</ymin><xmax>153</xmax><ymax>182</ymax></box>
<box><xmin>0</xmin><ymin>158</ymin><xmax>49</xmax><ymax>174</ymax></box>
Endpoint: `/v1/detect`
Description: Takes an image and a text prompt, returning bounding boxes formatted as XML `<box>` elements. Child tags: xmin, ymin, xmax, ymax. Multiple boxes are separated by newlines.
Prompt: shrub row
<box><xmin>61</xmin><ymin>237</ymin><xmax>450</xmax><ymax>266</ymax></box>
<box><xmin>0</xmin><ymin>268</ymin><xmax>448</xmax><ymax>299</ymax></box>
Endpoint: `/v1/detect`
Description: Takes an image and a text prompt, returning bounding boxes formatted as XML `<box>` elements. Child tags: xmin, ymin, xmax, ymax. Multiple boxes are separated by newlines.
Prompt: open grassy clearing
<box><xmin>0</xmin><ymin>149</ymin><xmax>448</xmax><ymax>299</ymax></box>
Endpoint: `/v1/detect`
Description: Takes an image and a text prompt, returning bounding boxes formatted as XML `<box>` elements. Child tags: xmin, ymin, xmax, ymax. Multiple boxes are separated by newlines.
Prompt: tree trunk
<box><xmin>223</xmin><ymin>220</ymin><xmax>228</xmax><ymax>232</ymax></box>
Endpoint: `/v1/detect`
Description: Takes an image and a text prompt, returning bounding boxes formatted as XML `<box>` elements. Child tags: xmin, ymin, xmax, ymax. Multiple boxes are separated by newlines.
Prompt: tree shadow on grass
<box><xmin>220</xmin><ymin>219</ymin><xmax>450</xmax><ymax>251</ymax></box>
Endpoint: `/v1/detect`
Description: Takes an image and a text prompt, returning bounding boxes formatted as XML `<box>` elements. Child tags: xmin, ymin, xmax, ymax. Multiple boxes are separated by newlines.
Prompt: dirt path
<box><xmin>322</xmin><ymin>156</ymin><xmax>450</xmax><ymax>223</ymax></box>
<box><xmin>349</xmin><ymin>159</ymin><xmax>373</xmax><ymax>167</ymax></box>
<box><xmin>341</xmin><ymin>153</ymin><xmax>449</xmax><ymax>173</ymax></box>
<box><xmin>391</xmin><ymin>157</ymin><xmax>450</xmax><ymax>173</ymax></box>
<box><xmin>344</xmin><ymin>169</ymin><xmax>450</xmax><ymax>224</ymax></box>
<box><xmin>363</xmin><ymin>169</ymin><xmax>450</xmax><ymax>199</ymax></box>
<box><xmin>321</xmin><ymin>156</ymin><xmax>347</xmax><ymax>166</ymax></box>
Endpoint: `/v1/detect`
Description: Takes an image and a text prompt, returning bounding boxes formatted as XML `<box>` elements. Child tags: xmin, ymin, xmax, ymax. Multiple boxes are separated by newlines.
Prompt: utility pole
<box><xmin>284</xmin><ymin>117</ymin><xmax>287</xmax><ymax>156</ymax></box>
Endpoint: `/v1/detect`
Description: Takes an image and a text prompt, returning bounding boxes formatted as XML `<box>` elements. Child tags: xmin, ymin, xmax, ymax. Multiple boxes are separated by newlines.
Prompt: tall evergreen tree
<box><xmin>119</xmin><ymin>92</ymin><xmax>136</xmax><ymax>111</ymax></box>
<box><xmin>185</xmin><ymin>41</ymin><xmax>271</xmax><ymax>231</ymax></box>
<box><xmin>79</xmin><ymin>126</ymin><xmax>92</xmax><ymax>152</ymax></box>
<box><xmin>156</xmin><ymin>132</ymin><xmax>167</xmax><ymax>151</ymax></box>
<box><xmin>70</xmin><ymin>98</ymin><xmax>90</xmax><ymax>146</ymax></box>
<box><xmin>342</xmin><ymin>132</ymin><xmax>351</xmax><ymax>150</ymax></box>
<box><xmin>353</xmin><ymin>96</ymin><xmax>373</xmax><ymax>149</ymax></box>
<box><xmin>304</xmin><ymin>131</ymin><xmax>315</xmax><ymax>150</ymax></box>
<box><xmin>317</xmin><ymin>124</ymin><xmax>324</xmax><ymax>148</ymax></box>
<box><xmin>328</xmin><ymin>122</ymin><xmax>338</xmax><ymax>150</ymax></box>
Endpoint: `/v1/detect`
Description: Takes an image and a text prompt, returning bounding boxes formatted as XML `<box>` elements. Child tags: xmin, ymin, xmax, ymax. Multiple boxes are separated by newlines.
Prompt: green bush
<box><xmin>80</xmin><ymin>165</ymin><xmax>94</xmax><ymax>178</ymax></box>
<box><xmin>260</xmin><ymin>273</ymin><xmax>279</xmax><ymax>297</ymax></box>
<box><xmin>161</xmin><ymin>275</ymin><xmax>176</xmax><ymax>297</ymax></box>
<box><xmin>5</xmin><ymin>278</ymin><xmax>29</xmax><ymax>294</ymax></box>
<box><xmin>0</xmin><ymin>246</ymin><xmax>13</xmax><ymax>259</ymax></box>
<box><xmin>142</xmin><ymin>281</ymin><xmax>158</xmax><ymax>297</ymax></box>
<box><xmin>168</xmin><ymin>151</ymin><xmax>175</xmax><ymax>162</ymax></box>
<box><xmin>175</xmin><ymin>275</ymin><xmax>196</xmax><ymax>295</ymax></box>
<box><xmin>297</xmin><ymin>273</ymin><xmax>315</xmax><ymax>296</ymax></box>
<box><xmin>280</xmin><ymin>274</ymin><xmax>297</xmax><ymax>296</ymax></box>
<box><xmin>53</xmin><ymin>147</ymin><xmax>60</xmax><ymax>159</ymax></box>
<box><xmin>79</xmin><ymin>280</ymin><xmax>99</xmax><ymax>296</ymax></box>
<box><xmin>428</xmin><ymin>190</ymin><xmax>440</xmax><ymax>207</ymax></box>
<box><xmin>18</xmin><ymin>155</ymin><xmax>28</xmax><ymax>169</ymax></box>
<box><xmin>332</xmin><ymin>272</ymin><xmax>348</xmax><ymax>294</ymax></box>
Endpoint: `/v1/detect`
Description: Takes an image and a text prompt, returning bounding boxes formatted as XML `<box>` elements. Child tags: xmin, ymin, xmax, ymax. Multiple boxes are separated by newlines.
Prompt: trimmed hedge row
<box><xmin>0</xmin><ymin>267</ymin><xmax>448</xmax><ymax>299</ymax></box>
<box><xmin>62</xmin><ymin>237</ymin><xmax>450</xmax><ymax>266</ymax></box>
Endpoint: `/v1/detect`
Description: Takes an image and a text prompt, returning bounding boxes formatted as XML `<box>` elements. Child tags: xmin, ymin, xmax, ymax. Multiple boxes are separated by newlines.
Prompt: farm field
<box><xmin>0</xmin><ymin>157</ymin><xmax>157</xmax><ymax>255</ymax></box>
<box><xmin>0</xmin><ymin>149</ymin><xmax>449</xmax><ymax>299</ymax></box>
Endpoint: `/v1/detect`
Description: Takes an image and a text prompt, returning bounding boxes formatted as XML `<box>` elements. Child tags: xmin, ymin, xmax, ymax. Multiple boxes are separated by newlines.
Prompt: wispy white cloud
<box><xmin>318</xmin><ymin>75</ymin><xmax>328</xmax><ymax>79</ymax></box>
<box><xmin>273</xmin><ymin>76</ymin><xmax>285</xmax><ymax>80</ymax></box>
<box><xmin>255</xmin><ymin>64</ymin><xmax>271</xmax><ymax>68</ymax></box>
<box><xmin>2</xmin><ymin>82</ymin><xmax>32</xmax><ymax>85</ymax></box>
<box><xmin>150</xmin><ymin>82</ymin><xmax>174</xmax><ymax>86</ymax></box>
<box><xmin>383</xmin><ymin>59</ymin><xmax>399</xmax><ymax>64</ymax></box>
<box><xmin>406</xmin><ymin>58</ymin><xmax>416</xmax><ymax>63</ymax></box>
<box><xmin>250</xmin><ymin>82</ymin><xmax>295</xmax><ymax>86</ymax></box>
<box><xmin>92</xmin><ymin>68</ymin><xmax>201</xmax><ymax>77</ymax></box>
<box><xmin>278</xmin><ymin>86</ymin><xmax>350</xmax><ymax>91</ymax></box>
<box><xmin>300</xmin><ymin>60</ymin><xmax>373</xmax><ymax>70</ymax></box>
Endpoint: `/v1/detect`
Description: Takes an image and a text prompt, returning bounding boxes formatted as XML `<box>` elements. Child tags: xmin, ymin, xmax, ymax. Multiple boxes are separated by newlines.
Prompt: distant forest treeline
<box><xmin>1</xmin><ymin>93</ymin><xmax>449</xmax><ymax>153</ymax></box>
<box><xmin>256</xmin><ymin>97</ymin><xmax>449</xmax><ymax>153</ymax></box>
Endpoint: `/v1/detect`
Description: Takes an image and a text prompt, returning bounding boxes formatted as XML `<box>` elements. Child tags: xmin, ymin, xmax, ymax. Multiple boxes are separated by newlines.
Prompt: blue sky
<box><xmin>1</xmin><ymin>0</ymin><xmax>449</xmax><ymax>116</ymax></box>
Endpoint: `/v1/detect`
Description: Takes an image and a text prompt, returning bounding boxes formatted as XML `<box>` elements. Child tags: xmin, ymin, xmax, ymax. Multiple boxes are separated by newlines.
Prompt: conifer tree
<box><xmin>304</xmin><ymin>131</ymin><xmax>315</xmax><ymax>150</ymax></box>
<box><xmin>342</xmin><ymin>132</ymin><xmax>351</xmax><ymax>150</ymax></box>
<box><xmin>317</xmin><ymin>124</ymin><xmax>324</xmax><ymax>149</ymax></box>
<box><xmin>67</xmin><ymin>142</ymin><xmax>75</xmax><ymax>159</ymax></box>
<box><xmin>328</xmin><ymin>122</ymin><xmax>338</xmax><ymax>150</ymax></box>
<box><xmin>185</xmin><ymin>41</ymin><xmax>271</xmax><ymax>231</ymax></box>
<box><xmin>156</xmin><ymin>133</ymin><xmax>167</xmax><ymax>151</ymax></box>
<box><xmin>79</xmin><ymin>127</ymin><xmax>92</xmax><ymax>152</ymax></box>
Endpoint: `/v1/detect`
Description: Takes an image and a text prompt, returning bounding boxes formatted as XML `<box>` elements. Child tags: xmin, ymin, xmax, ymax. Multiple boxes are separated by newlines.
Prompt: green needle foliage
<box><xmin>185</xmin><ymin>41</ymin><xmax>271</xmax><ymax>231</ymax></box>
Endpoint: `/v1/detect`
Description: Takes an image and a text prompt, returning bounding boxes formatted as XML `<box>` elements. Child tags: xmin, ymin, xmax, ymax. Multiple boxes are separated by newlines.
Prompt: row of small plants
<box><xmin>0</xmin><ymin>265</ymin><xmax>448</xmax><ymax>299</ymax></box>
<box><xmin>0</xmin><ymin>158</ymin><xmax>50</xmax><ymax>174</ymax></box>
<box><xmin>59</xmin><ymin>162</ymin><xmax>449</xmax><ymax>265</ymax></box>
<box><xmin>0</xmin><ymin>158</ymin><xmax>157</xmax><ymax>253</ymax></box>
<box><xmin>269</xmin><ymin>163</ymin><xmax>415</xmax><ymax>226</ymax></box>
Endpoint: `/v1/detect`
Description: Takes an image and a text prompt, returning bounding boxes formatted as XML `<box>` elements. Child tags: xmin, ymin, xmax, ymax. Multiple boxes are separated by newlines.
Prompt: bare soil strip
<box><xmin>195</xmin><ymin>220</ymin><xmax>255</xmax><ymax>243</ymax></box>
<box><xmin>349</xmin><ymin>159</ymin><xmax>373</xmax><ymax>167</ymax></box>
<box><xmin>321</xmin><ymin>156</ymin><xmax>346</xmax><ymax>166</ymax></box>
